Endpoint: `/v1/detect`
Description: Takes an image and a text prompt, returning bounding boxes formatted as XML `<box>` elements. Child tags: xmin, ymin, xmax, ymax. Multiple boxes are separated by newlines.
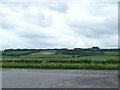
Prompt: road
<box><xmin>2</xmin><ymin>69</ymin><xmax>119</xmax><ymax>88</ymax></box>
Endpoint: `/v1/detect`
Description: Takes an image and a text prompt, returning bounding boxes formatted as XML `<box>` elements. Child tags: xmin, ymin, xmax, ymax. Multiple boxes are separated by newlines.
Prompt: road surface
<box><xmin>2</xmin><ymin>69</ymin><xmax>119</xmax><ymax>88</ymax></box>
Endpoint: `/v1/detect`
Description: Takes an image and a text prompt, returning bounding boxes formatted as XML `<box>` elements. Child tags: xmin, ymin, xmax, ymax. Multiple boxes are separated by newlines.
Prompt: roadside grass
<box><xmin>118</xmin><ymin>74</ymin><xmax>120</xmax><ymax>77</ymax></box>
<box><xmin>2</xmin><ymin>63</ymin><xmax>118</xmax><ymax>70</ymax></box>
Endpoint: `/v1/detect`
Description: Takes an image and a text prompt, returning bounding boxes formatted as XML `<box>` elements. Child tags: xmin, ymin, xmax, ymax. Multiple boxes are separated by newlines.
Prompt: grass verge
<box><xmin>2</xmin><ymin>63</ymin><xmax>118</xmax><ymax>70</ymax></box>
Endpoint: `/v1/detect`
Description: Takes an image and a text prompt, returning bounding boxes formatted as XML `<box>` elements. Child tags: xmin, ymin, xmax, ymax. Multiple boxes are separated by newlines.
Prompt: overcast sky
<box><xmin>0</xmin><ymin>0</ymin><xmax>119</xmax><ymax>49</ymax></box>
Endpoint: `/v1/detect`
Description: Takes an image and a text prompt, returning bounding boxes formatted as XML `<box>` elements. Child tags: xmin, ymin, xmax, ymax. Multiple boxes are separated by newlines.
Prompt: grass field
<box><xmin>1</xmin><ymin>49</ymin><xmax>119</xmax><ymax>69</ymax></box>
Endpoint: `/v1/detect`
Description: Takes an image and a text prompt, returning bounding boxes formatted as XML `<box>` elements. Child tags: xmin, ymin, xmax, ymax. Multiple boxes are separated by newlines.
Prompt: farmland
<box><xmin>1</xmin><ymin>47</ymin><xmax>119</xmax><ymax>69</ymax></box>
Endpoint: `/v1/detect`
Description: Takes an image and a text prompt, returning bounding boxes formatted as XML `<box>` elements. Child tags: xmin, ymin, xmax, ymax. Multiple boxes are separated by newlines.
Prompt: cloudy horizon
<box><xmin>0</xmin><ymin>0</ymin><xmax>119</xmax><ymax>50</ymax></box>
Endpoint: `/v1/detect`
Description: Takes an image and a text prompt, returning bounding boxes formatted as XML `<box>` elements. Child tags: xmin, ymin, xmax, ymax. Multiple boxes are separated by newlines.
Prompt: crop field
<box><xmin>1</xmin><ymin>48</ymin><xmax>119</xmax><ymax>69</ymax></box>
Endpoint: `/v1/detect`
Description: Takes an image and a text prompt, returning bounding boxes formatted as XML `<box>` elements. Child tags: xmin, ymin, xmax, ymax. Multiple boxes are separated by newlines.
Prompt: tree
<box><xmin>92</xmin><ymin>46</ymin><xmax>100</xmax><ymax>50</ymax></box>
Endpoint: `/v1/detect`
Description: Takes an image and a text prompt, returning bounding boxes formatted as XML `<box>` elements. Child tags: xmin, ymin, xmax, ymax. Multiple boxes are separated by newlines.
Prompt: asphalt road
<box><xmin>2</xmin><ymin>69</ymin><xmax>119</xmax><ymax>88</ymax></box>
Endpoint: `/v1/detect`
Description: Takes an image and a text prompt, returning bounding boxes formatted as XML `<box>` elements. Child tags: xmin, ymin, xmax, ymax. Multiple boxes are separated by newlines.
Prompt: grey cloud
<box><xmin>15</xmin><ymin>29</ymin><xmax>55</xmax><ymax>39</ymax></box>
<box><xmin>0</xmin><ymin>1</ymin><xmax>118</xmax><ymax>49</ymax></box>
<box><xmin>64</xmin><ymin>2</ymin><xmax>118</xmax><ymax>39</ymax></box>
<box><xmin>24</xmin><ymin>13</ymin><xmax>53</xmax><ymax>28</ymax></box>
<box><xmin>46</xmin><ymin>3</ymin><xmax>68</xmax><ymax>13</ymax></box>
<box><xmin>1</xmin><ymin>21</ymin><xmax>14</xmax><ymax>29</ymax></box>
<box><xmin>66</xmin><ymin>14</ymin><xmax>117</xmax><ymax>38</ymax></box>
<box><xmin>67</xmin><ymin>23</ymin><xmax>115</xmax><ymax>38</ymax></box>
<box><xmin>1</xmin><ymin>17</ymin><xmax>17</xmax><ymax>30</ymax></box>
<box><xmin>1</xmin><ymin>3</ymin><xmax>53</xmax><ymax>28</ymax></box>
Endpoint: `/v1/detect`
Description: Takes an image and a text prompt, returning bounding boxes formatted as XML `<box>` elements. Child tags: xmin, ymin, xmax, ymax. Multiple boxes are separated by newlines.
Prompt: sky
<box><xmin>0</xmin><ymin>0</ymin><xmax>119</xmax><ymax>50</ymax></box>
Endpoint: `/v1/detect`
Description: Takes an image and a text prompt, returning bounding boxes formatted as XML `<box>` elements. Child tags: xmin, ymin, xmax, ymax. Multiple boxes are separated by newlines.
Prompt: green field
<box><xmin>1</xmin><ymin>48</ymin><xmax>119</xmax><ymax>69</ymax></box>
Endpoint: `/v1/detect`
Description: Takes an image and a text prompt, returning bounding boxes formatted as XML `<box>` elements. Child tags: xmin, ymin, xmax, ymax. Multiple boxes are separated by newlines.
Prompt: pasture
<box><xmin>1</xmin><ymin>48</ymin><xmax>119</xmax><ymax>69</ymax></box>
